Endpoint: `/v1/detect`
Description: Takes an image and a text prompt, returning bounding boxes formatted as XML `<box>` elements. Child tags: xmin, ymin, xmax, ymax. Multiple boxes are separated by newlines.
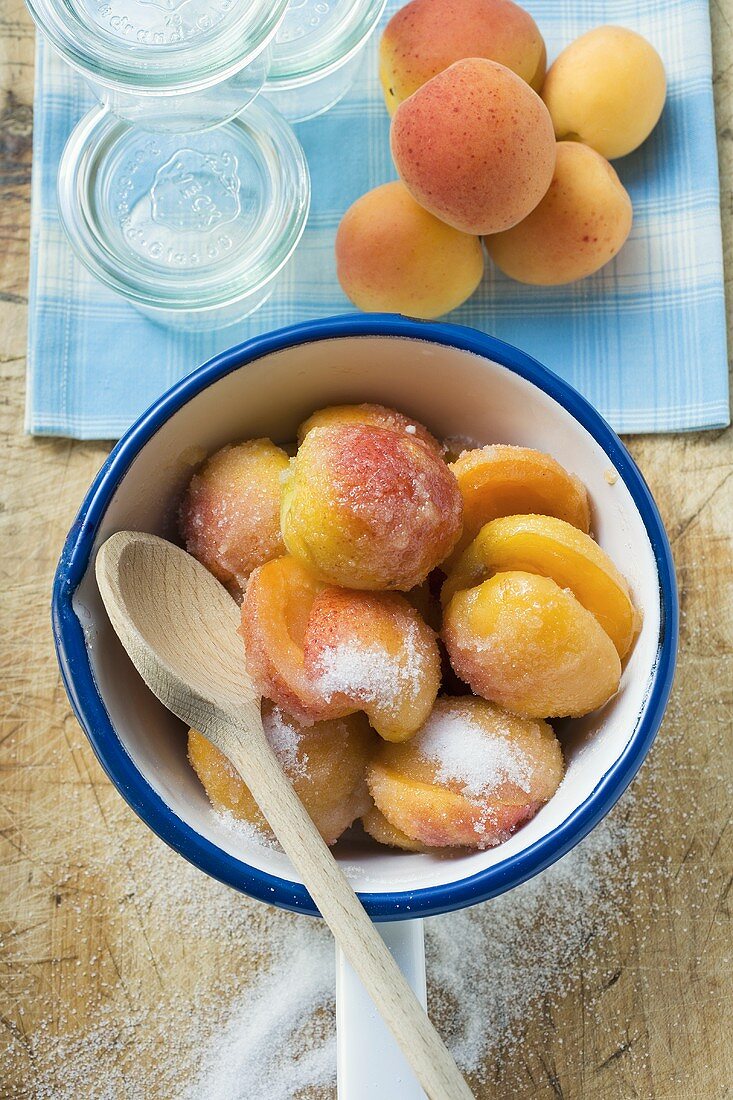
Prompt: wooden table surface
<box><xmin>1</xmin><ymin>3</ymin><xmax>731</xmax><ymax>1097</ymax></box>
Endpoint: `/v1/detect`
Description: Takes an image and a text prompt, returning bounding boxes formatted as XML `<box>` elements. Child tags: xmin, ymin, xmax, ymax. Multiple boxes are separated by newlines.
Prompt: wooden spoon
<box><xmin>95</xmin><ymin>531</ymin><xmax>473</xmax><ymax>1100</ymax></box>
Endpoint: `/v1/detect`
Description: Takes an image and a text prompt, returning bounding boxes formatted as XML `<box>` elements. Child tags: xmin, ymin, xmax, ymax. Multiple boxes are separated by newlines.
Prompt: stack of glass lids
<box><xmin>27</xmin><ymin>0</ymin><xmax>386</xmax><ymax>328</ymax></box>
<box><xmin>27</xmin><ymin>0</ymin><xmax>289</xmax><ymax>129</ymax></box>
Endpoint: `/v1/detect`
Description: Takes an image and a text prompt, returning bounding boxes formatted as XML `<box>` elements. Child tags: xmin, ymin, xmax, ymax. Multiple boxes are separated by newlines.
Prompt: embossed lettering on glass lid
<box><xmin>77</xmin><ymin>0</ymin><xmax>238</xmax><ymax>48</ymax></box>
<box><xmin>27</xmin><ymin>0</ymin><xmax>287</xmax><ymax>88</ymax></box>
<box><xmin>114</xmin><ymin>144</ymin><xmax>256</xmax><ymax>272</ymax></box>
<box><xmin>57</xmin><ymin>102</ymin><xmax>310</xmax><ymax>309</ymax></box>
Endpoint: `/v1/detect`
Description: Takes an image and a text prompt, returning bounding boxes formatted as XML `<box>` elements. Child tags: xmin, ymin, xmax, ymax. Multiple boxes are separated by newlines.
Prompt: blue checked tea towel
<box><xmin>27</xmin><ymin>0</ymin><xmax>729</xmax><ymax>438</ymax></box>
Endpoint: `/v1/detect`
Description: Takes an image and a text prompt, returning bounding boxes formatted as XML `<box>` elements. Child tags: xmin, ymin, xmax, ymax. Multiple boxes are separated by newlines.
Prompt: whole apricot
<box><xmin>281</xmin><ymin>423</ymin><xmax>463</xmax><ymax>590</ymax></box>
<box><xmin>379</xmin><ymin>0</ymin><xmax>546</xmax><ymax>115</ymax></box>
<box><xmin>542</xmin><ymin>26</ymin><xmax>666</xmax><ymax>159</ymax></box>
<box><xmin>180</xmin><ymin>438</ymin><xmax>289</xmax><ymax>597</ymax></box>
<box><xmin>368</xmin><ymin>695</ymin><xmax>564</xmax><ymax>848</ymax></box>
<box><xmin>391</xmin><ymin>58</ymin><xmax>556</xmax><ymax>235</ymax></box>
<box><xmin>188</xmin><ymin>702</ymin><xmax>374</xmax><ymax>846</ymax></box>
<box><xmin>486</xmin><ymin>142</ymin><xmax>633</xmax><ymax>285</ymax></box>
<box><xmin>335</xmin><ymin>181</ymin><xmax>484</xmax><ymax>319</ymax></box>
<box><xmin>443</xmin><ymin>571</ymin><xmax>622</xmax><ymax>717</ymax></box>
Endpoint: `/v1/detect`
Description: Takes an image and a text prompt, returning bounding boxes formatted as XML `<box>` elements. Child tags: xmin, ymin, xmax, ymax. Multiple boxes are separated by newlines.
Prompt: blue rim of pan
<box><xmin>51</xmin><ymin>313</ymin><xmax>678</xmax><ymax>921</ymax></box>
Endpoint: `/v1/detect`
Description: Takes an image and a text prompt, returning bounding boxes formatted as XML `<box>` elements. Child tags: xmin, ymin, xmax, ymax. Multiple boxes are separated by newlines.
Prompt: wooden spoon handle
<box><xmin>93</xmin><ymin>531</ymin><xmax>471</xmax><ymax>1097</ymax></box>
<box><xmin>221</xmin><ymin>720</ymin><xmax>474</xmax><ymax>1100</ymax></box>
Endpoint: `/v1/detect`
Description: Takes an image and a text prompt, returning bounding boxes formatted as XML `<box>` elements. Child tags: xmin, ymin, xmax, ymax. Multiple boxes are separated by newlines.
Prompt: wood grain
<box><xmin>0</xmin><ymin>1</ymin><xmax>731</xmax><ymax>1097</ymax></box>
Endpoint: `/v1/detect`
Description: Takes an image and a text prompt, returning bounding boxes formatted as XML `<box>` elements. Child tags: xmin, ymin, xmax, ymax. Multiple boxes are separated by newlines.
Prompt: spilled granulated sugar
<box><xmin>183</xmin><ymin>925</ymin><xmax>335</xmax><ymax>1100</ymax></box>
<box><xmin>7</xmin><ymin>786</ymin><xmax>667</xmax><ymax>1100</ymax></box>
<box><xmin>417</xmin><ymin>708</ymin><xmax>531</xmax><ymax>798</ymax></box>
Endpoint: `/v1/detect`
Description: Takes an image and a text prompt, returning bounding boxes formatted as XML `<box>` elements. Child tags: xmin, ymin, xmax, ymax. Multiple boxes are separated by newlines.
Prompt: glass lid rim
<box><xmin>27</xmin><ymin>0</ymin><xmax>288</xmax><ymax>89</ymax></box>
<box><xmin>267</xmin><ymin>0</ymin><xmax>386</xmax><ymax>83</ymax></box>
<box><xmin>57</xmin><ymin>103</ymin><xmax>311</xmax><ymax>310</ymax></box>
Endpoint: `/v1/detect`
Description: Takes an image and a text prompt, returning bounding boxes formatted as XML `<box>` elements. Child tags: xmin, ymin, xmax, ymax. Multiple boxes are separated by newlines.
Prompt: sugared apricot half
<box><xmin>368</xmin><ymin>696</ymin><xmax>564</xmax><ymax>849</ymax></box>
<box><xmin>242</xmin><ymin>555</ymin><xmax>441</xmax><ymax>740</ymax></box>
<box><xmin>442</xmin><ymin>514</ymin><xmax>640</xmax><ymax>657</ymax></box>
<box><xmin>361</xmin><ymin>805</ymin><xmax>429</xmax><ymax>852</ymax></box>
<box><xmin>180</xmin><ymin>438</ymin><xmax>289</xmax><ymax>597</ymax></box>
<box><xmin>448</xmin><ymin>445</ymin><xmax>590</xmax><ymax>562</ymax></box>
<box><xmin>241</xmin><ymin>556</ymin><xmax>347</xmax><ymax>725</ymax></box>
<box><xmin>303</xmin><ymin>586</ymin><xmax>441</xmax><ymax>742</ymax></box>
<box><xmin>443</xmin><ymin>571</ymin><xmax>622</xmax><ymax>718</ymax></box>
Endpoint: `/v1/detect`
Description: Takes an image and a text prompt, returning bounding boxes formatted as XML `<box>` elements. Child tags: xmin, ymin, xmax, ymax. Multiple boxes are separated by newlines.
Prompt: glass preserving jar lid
<box><xmin>27</xmin><ymin>0</ymin><xmax>287</xmax><ymax>91</ymax></box>
<box><xmin>57</xmin><ymin>101</ymin><xmax>310</xmax><ymax>316</ymax></box>
<box><xmin>268</xmin><ymin>0</ymin><xmax>386</xmax><ymax>85</ymax></box>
